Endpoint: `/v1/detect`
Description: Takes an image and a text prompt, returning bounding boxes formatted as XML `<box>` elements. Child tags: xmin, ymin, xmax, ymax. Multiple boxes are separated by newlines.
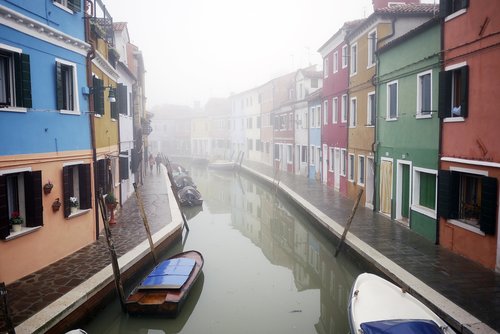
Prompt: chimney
<box><xmin>372</xmin><ymin>0</ymin><xmax>420</xmax><ymax>10</ymax></box>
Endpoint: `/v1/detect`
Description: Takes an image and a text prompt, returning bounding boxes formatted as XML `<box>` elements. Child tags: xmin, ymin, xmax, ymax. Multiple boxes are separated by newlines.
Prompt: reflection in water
<box><xmin>83</xmin><ymin>165</ymin><xmax>363</xmax><ymax>334</ymax></box>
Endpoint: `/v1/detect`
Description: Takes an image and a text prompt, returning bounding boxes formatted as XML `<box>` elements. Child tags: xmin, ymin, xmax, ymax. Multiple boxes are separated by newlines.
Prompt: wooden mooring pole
<box><xmin>97</xmin><ymin>191</ymin><xmax>127</xmax><ymax>312</ymax></box>
<box><xmin>133</xmin><ymin>182</ymin><xmax>158</xmax><ymax>265</ymax></box>
<box><xmin>334</xmin><ymin>189</ymin><xmax>363</xmax><ymax>257</ymax></box>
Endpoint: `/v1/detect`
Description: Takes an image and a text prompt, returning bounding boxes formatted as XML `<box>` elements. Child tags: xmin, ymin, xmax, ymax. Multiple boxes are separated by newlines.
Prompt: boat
<box><xmin>173</xmin><ymin>174</ymin><xmax>197</xmax><ymax>190</ymax></box>
<box><xmin>348</xmin><ymin>273</ymin><xmax>456</xmax><ymax>334</ymax></box>
<box><xmin>207</xmin><ymin>160</ymin><xmax>236</xmax><ymax>170</ymax></box>
<box><xmin>125</xmin><ymin>250</ymin><xmax>204</xmax><ymax>317</ymax></box>
<box><xmin>178</xmin><ymin>186</ymin><xmax>203</xmax><ymax>207</ymax></box>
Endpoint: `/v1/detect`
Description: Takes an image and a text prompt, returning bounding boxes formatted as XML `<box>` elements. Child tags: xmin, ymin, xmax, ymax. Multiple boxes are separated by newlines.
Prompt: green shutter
<box><xmin>79</xmin><ymin>164</ymin><xmax>92</xmax><ymax>210</ymax></box>
<box><xmin>460</xmin><ymin>65</ymin><xmax>469</xmax><ymax>118</ymax></box>
<box><xmin>93</xmin><ymin>76</ymin><xmax>104</xmax><ymax>115</ymax></box>
<box><xmin>67</xmin><ymin>0</ymin><xmax>81</xmax><ymax>12</ymax></box>
<box><xmin>96</xmin><ymin>159</ymin><xmax>107</xmax><ymax>194</ymax></box>
<box><xmin>24</xmin><ymin>171</ymin><xmax>43</xmax><ymax>227</ymax></box>
<box><xmin>420</xmin><ymin>173</ymin><xmax>436</xmax><ymax>210</ymax></box>
<box><xmin>480</xmin><ymin>176</ymin><xmax>497</xmax><ymax>235</ymax></box>
<box><xmin>110</xmin><ymin>88</ymin><xmax>118</xmax><ymax>119</ymax></box>
<box><xmin>120</xmin><ymin>155</ymin><xmax>129</xmax><ymax>180</ymax></box>
<box><xmin>438</xmin><ymin>170</ymin><xmax>459</xmax><ymax>219</ymax></box>
<box><xmin>56</xmin><ymin>62</ymin><xmax>64</xmax><ymax>110</ymax></box>
<box><xmin>118</xmin><ymin>84</ymin><xmax>128</xmax><ymax>115</ymax></box>
<box><xmin>0</xmin><ymin>176</ymin><xmax>10</xmax><ymax>239</ymax></box>
<box><xmin>438</xmin><ymin>71</ymin><xmax>452</xmax><ymax>119</ymax></box>
<box><xmin>14</xmin><ymin>53</ymin><xmax>32</xmax><ymax>108</ymax></box>
<box><xmin>63</xmin><ymin>166</ymin><xmax>71</xmax><ymax>218</ymax></box>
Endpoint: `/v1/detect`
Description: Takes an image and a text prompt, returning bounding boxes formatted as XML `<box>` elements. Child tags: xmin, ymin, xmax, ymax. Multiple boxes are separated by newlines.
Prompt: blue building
<box><xmin>0</xmin><ymin>0</ymin><xmax>95</xmax><ymax>284</ymax></box>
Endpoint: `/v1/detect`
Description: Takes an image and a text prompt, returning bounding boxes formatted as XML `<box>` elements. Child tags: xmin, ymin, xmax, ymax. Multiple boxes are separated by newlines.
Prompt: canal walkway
<box><xmin>241</xmin><ymin>160</ymin><xmax>500</xmax><ymax>334</ymax></box>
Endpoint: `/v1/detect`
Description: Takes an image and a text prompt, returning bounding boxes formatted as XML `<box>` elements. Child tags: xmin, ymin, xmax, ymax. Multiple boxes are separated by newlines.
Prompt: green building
<box><xmin>375</xmin><ymin>18</ymin><xmax>441</xmax><ymax>242</ymax></box>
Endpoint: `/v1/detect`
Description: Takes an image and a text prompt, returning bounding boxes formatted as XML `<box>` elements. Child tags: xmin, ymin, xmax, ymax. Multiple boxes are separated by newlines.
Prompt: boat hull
<box><xmin>125</xmin><ymin>250</ymin><xmax>204</xmax><ymax>317</ymax></box>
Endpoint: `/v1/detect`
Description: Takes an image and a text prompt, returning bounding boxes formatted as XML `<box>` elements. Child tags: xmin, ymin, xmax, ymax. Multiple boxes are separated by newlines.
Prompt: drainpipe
<box><xmin>435</xmin><ymin>16</ymin><xmax>445</xmax><ymax>245</ymax></box>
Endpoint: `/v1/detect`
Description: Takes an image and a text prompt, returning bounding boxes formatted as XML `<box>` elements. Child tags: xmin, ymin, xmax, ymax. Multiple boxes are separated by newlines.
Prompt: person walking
<box><xmin>155</xmin><ymin>153</ymin><xmax>162</xmax><ymax>174</ymax></box>
<box><xmin>148</xmin><ymin>154</ymin><xmax>155</xmax><ymax>175</ymax></box>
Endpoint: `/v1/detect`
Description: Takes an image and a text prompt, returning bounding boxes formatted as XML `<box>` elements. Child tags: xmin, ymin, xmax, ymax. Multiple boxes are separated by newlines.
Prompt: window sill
<box><xmin>4</xmin><ymin>226</ymin><xmax>42</xmax><ymax>241</ymax></box>
<box><xmin>94</xmin><ymin>114</ymin><xmax>102</xmax><ymax>118</ymax></box>
<box><xmin>53</xmin><ymin>2</ymin><xmax>74</xmax><ymax>14</ymax></box>
<box><xmin>67</xmin><ymin>209</ymin><xmax>91</xmax><ymax>219</ymax></box>
<box><xmin>60</xmin><ymin>109</ymin><xmax>81</xmax><ymax>115</ymax></box>
<box><xmin>386</xmin><ymin>118</ymin><xmax>398</xmax><ymax>122</ymax></box>
<box><xmin>447</xmin><ymin>219</ymin><xmax>485</xmax><ymax>236</ymax></box>
<box><xmin>443</xmin><ymin>116</ymin><xmax>465</xmax><ymax>123</ymax></box>
<box><xmin>445</xmin><ymin>8</ymin><xmax>467</xmax><ymax>22</ymax></box>
<box><xmin>0</xmin><ymin>106</ymin><xmax>27</xmax><ymax>113</ymax></box>
<box><xmin>411</xmin><ymin>204</ymin><xmax>436</xmax><ymax>219</ymax></box>
<box><xmin>365</xmin><ymin>124</ymin><xmax>375</xmax><ymax>128</ymax></box>
<box><xmin>416</xmin><ymin>114</ymin><xmax>432</xmax><ymax>119</ymax></box>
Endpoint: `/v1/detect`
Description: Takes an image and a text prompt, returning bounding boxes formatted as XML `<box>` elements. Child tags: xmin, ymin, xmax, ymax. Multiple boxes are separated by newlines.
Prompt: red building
<box><xmin>438</xmin><ymin>0</ymin><xmax>500</xmax><ymax>271</ymax></box>
<box><xmin>318</xmin><ymin>21</ymin><xmax>362</xmax><ymax>195</ymax></box>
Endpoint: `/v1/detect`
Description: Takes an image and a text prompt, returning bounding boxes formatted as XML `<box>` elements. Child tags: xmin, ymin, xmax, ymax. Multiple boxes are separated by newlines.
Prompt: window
<box><xmin>0</xmin><ymin>170</ymin><xmax>43</xmax><ymax>239</ymax></box>
<box><xmin>367</xmin><ymin>92</ymin><xmax>375</xmax><ymax>126</ymax></box>
<box><xmin>333</xmin><ymin>51</ymin><xmax>339</xmax><ymax>73</ymax></box>
<box><xmin>56</xmin><ymin>60</ymin><xmax>78</xmax><ymax>112</ymax></box>
<box><xmin>387</xmin><ymin>81</ymin><xmax>398</xmax><ymax>120</ymax></box>
<box><xmin>349</xmin><ymin>97</ymin><xmax>357</xmax><ymax>128</ymax></box>
<box><xmin>332</xmin><ymin>97</ymin><xmax>338</xmax><ymax>123</ymax></box>
<box><xmin>412</xmin><ymin>168</ymin><xmax>437</xmax><ymax>218</ymax></box>
<box><xmin>439</xmin><ymin>65</ymin><xmax>468</xmax><ymax>119</ymax></box>
<box><xmin>440</xmin><ymin>0</ymin><xmax>468</xmax><ymax>19</ymax></box>
<box><xmin>417</xmin><ymin>71</ymin><xmax>432</xmax><ymax>117</ymax></box>
<box><xmin>301</xmin><ymin>146</ymin><xmax>308</xmax><ymax>163</ymax></box>
<box><xmin>54</xmin><ymin>0</ymin><xmax>82</xmax><ymax>12</ymax></box>
<box><xmin>92</xmin><ymin>75</ymin><xmax>104</xmax><ymax>116</ymax></box>
<box><xmin>348</xmin><ymin>154</ymin><xmax>355</xmax><ymax>182</ymax></box>
<box><xmin>257</xmin><ymin>116</ymin><xmax>261</xmax><ymax>128</ymax></box>
<box><xmin>329</xmin><ymin>147</ymin><xmax>334</xmax><ymax>171</ymax></box>
<box><xmin>0</xmin><ymin>46</ymin><xmax>32</xmax><ymax>109</ymax></box>
<box><xmin>274</xmin><ymin>144</ymin><xmax>280</xmax><ymax>160</ymax></box>
<box><xmin>324</xmin><ymin>57</ymin><xmax>329</xmax><ymax>78</ymax></box>
<box><xmin>310</xmin><ymin>146</ymin><xmax>315</xmax><ymax>165</ymax></box>
<box><xmin>368</xmin><ymin>30</ymin><xmax>377</xmax><ymax>67</ymax></box>
<box><xmin>341</xmin><ymin>94</ymin><xmax>348</xmax><ymax>123</ymax></box>
<box><xmin>310</xmin><ymin>107</ymin><xmax>315</xmax><ymax>128</ymax></box>
<box><xmin>340</xmin><ymin>149</ymin><xmax>347</xmax><ymax>176</ymax></box>
<box><xmin>247</xmin><ymin>139</ymin><xmax>253</xmax><ymax>151</ymax></box>
<box><xmin>63</xmin><ymin>164</ymin><xmax>91</xmax><ymax>219</ymax></box>
<box><xmin>350</xmin><ymin>43</ymin><xmax>357</xmax><ymax>76</ymax></box>
<box><xmin>287</xmin><ymin>145</ymin><xmax>293</xmax><ymax>163</ymax></box>
<box><xmin>119</xmin><ymin>151</ymin><xmax>129</xmax><ymax>181</ymax></box>
<box><xmin>247</xmin><ymin>117</ymin><xmax>253</xmax><ymax>129</ymax></box>
<box><xmin>342</xmin><ymin>45</ymin><xmax>348</xmax><ymax>68</ymax></box>
<box><xmin>438</xmin><ymin>169</ymin><xmax>497</xmax><ymax>234</ymax></box>
<box><xmin>311</xmin><ymin>78</ymin><xmax>318</xmax><ymax>88</ymax></box>
<box><xmin>323</xmin><ymin>100</ymin><xmax>328</xmax><ymax>125</ymax></box>
<box><xmin>358</xmin><ymin>156</ymin><xmax>365</xmax><ymax>185</ymax></box>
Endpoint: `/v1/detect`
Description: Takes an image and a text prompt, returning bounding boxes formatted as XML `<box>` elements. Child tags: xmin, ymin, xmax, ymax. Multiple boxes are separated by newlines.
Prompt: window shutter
<box><xmin>56</xmin><ymin>62</ymin><xmax>64</xmax><ymax>110</ymax></box>
<box><xmin>24</xmin><ymin>171</ymin><xmax>43</xmax><ymax>227</ymax></box>
<box><xmin>63</xmin><ymin>166</ymin><xmax>71</xmax><ymax>218</ymax></box>
<box><xmin>0</xmin><ymin>176</ymin><xmax>10</xmax><ymax>239</ymax></box>
<box><xmin>118</xmin><ymin>84</ymin><xmax>128</xmax><ymax>115</ymax></box>
<box><xmin>93</xmin><ymin>76</ymin><xmax>104</xmax><ymax>115</ymax></box>
<box><xmin>438</xmin><ymin>71</ymin><xmax>451</xmax><ymax>118</ymax></box>
<box><xmin>120</xmin><ymin>155</ymin><xmax>129</xmax><ymax>180</ymax></box>
<box><xmin>79</xmin><ymin>164</ymin><xmax>92</xmax><ymax>210</ymax></box>
<box><xmin>67</xmin><ymin>0</ymin><xmax>82</xmax><ymax>12</ymax></box>
<box><xmin>480</xmin><ymin>176</ymin><xmax>497</xmax><ymax>235</ymax></box>
<box><xmin>96</xmin><ymin>159</ymin><xmax>107</xmax><ymax>194</ymax></box>
<box><xmin>460</xmin><ymin>65</ymin><xmax>469</xmax><ymax>118</ymax></box>
<box><xmin>439</xmin><ymin>0</ymin><xmax>449</xmax><ymax>18</ymax></box>
<box><xmin>110</xmin><ymin>93</ymin><xmax>118</xmax><ymax>119</ymax></box>
<box><xmin>14</xmin><ymin>53</ymin><xmax>32</xmax><ymax>108</ymax></box>
<box><xmin>438</xmin><ymin>170</ymin><xmax>459</xmax><ymax>219</ymax></box>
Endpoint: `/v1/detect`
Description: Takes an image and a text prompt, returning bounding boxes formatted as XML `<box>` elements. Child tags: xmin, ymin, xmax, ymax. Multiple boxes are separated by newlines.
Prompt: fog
<box><xmin>103</xmin><ymin>0</ymin><xmax>436</xmax><ymax>109</ymax></box>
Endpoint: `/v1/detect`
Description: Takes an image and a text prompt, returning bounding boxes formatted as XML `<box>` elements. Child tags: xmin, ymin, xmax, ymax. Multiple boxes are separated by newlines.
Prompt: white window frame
<box><xmin>416</xmin><ymin>70</ymin><xmax>433</xmax><ymax>119</ymax></box>
<box><xmin>358</xmin><ymin>155</ymin><xmax>365</xmax><ymax>186</ymax></box>
<box><xmin>340</xmin><ymin>149</ymin><xmax>347</xmax><ymax>176</ymax></box>
<box><xmin>367</xmin><ymin>29</ymin><xmax>377</xmax><ymax>68</ymax></box>
<box><xmin>349</xmin><ymin>97</ymin><xmax>357</xmax><ymax>128</ymax></box>
<box><xmin>348</xmin><ymin>153</ymin><xmax>355</xmax><ymax>182</ymax></box>
<box><xmin>342</xmin><ymin>45</ymin><xmax>348</xmax><ymax>68</ymax></box>
<box><xmin>333</xmin><ymin>51</ymin><xmax>339</xmax><ymax>73</ymax></box>
<box><xmin>411</xmin><ymin>167</ymin><xmax>437</xmax><ymax>219</ymax></box>
<box><xmin>341</xmin><ymin>94</ymin><xmax>348</xmax><ymax>123</ymax></box>
<box><xmin>350</xmin><ymin>43</ymin><xmax>358</xmax><ymax>76</ymax></box>
<box><xmin>332</xmin><ymin>97</ymin><xmax>338</xmax><ymax>124</ymax></box>
<box><xmin>0</xmin><ymin>44</ymin><xmax>26</xmax><ymax>113</ymax></box>
<box><xmin>386</xmin><ymin>80</ymin><xmax>398</xmax><ymax>121</ymax></box>
<box><xmin>323</xmin><ymin>100</ymin><xmax>328</xmax><ymax>125</ymax></box>
<box><xmin>329</xmin><ymin>147</ymin><xmax>334</xmax><ymax>172</ymax></box>
<box><xmin>56</xmin><ymin>58</ymin><xmax>80</xmax><ymax>115</ymax></box>
<box><xmin>367</xmin><ymin>91</ymin><xmax>375</xmax><ymax>126</ymax></box>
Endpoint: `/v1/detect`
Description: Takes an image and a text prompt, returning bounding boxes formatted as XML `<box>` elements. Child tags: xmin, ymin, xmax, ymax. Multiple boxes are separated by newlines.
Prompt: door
<box><xmin>366</xmin><ymin>157</ymin><xmax>374</xmax><ymax>209</ymax></box>
<box><xmin>322</xmin><ymin>144</ymin><xmax>328</xmax><ymax>184</ymax></box>
<box><xmin>380</xmin><ymin>159</ymin><xmax>393</xmax><ymax>216</ymax></box>
<box><xmin>401</xmin><ymin>164</ymin><xmax>410</xmax><ymax>220</ymax></box>
<box><xmin>334</xmin><ymin>148</ymin><xmax>341</xmax><ymax>189</ymax></box>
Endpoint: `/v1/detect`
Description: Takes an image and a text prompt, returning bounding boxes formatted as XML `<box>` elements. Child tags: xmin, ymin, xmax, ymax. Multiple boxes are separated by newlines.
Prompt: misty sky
<box><xmin>103</xmin><ymin>0</ymin><xmax>436</xmax><ymax>109</ymax></box>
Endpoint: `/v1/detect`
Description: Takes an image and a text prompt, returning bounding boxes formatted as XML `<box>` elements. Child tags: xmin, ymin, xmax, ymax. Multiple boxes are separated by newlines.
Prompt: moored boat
<box><xmin>207</xmin><ymin>160</ymin><xmax>236</xmax><ymax>170</ymax></box>
<box><xmin>348</xmin><ymin>273</ymin><xmax>456</xmax><ymax>334</ymax></box>
<box><xmin>125</xmin><ymin>250</ymin><xmax>204</xmax><ymax>317</ymax></box>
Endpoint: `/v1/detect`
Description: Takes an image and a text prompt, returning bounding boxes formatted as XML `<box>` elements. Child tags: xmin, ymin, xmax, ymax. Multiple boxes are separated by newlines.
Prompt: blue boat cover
<box><xmin>360</xmin><ymin>319</ymin><xmax>444</xmax><ymax>334</ymax></box>
<box><xmin>139</xmin><ymin>258</ymin><xmax>196</xmax><ymax>290</ymax></box>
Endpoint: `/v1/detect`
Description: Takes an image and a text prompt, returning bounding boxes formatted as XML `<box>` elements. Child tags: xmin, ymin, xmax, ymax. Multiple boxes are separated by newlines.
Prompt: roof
<box><xmin>317</xmin><ymin>19</ymin><xmax>365</xmax><ymax>53</ymax></box>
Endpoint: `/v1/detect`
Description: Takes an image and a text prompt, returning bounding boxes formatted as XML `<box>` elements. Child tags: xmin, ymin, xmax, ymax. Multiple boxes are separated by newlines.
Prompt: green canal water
<box><xmin>82</xmin><ymin>167</ymin><xmax>365</xmax><ymax>334</ymax></box>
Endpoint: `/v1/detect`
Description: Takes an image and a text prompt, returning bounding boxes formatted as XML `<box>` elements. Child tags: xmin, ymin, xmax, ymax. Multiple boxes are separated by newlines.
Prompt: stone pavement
<box><xmin>242</xmin><ymin>160</ymin><xmax>500</xmax><ymax>334</ymax></box>
<box><xmin>0</xmin><ymin>168</ymin><xmax>173</xmax><ymax>333</ymax></box>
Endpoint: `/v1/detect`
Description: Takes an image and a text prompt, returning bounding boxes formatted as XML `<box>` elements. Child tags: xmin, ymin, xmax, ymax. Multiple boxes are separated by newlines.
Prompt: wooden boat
<box><xmin>125</xmin><ymin>250</ymin><xmax>204</xmax><ymax>317</ymax></box>
<box><xmin>348</xmin><ymin>273</ymin><xmax>456</xmax><ymax>334</ymax></box>
<box><xmin>207</xmin><ymin>160</ymin><xmax>236</xmax><ymax>170</ymax></box>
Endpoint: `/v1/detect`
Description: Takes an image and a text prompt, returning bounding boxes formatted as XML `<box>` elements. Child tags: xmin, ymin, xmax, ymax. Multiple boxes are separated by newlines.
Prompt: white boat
<box><xmin>207</xmin><ymin>160</ymin><xmax>236</xmax><ymax>170</ymax></box>
<box><xmin>348</xmin><ymin>273</ymin><xmax>456</xmax><ymax>334</ymax></box>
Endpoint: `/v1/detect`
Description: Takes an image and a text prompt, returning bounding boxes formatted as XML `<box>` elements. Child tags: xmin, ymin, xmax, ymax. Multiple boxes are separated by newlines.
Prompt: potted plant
<box><xmin>10</xmin><ymin>211</ymin><xmax>23</xmax><ymax>232</ymax></box>
<box><xmin>105</xmin><ymin>192</ymin><xmax>118</xmax><ymax>224</ymax></box>
<box><xmin>43</xmin><ymin>181</ymin><xmax>54</xmax><ymax>194</ymax></box>
<box><xmin>69</xmin><ymin>196</ymin><xmax>79</xmax><ymax>214</ymax></box>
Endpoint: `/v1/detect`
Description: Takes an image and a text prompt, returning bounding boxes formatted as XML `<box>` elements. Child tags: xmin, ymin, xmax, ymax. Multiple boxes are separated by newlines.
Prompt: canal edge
<box><xmin>240</xmin><ymin>165</ymin><xmax>496</xmax><ymax>334</ymax></box>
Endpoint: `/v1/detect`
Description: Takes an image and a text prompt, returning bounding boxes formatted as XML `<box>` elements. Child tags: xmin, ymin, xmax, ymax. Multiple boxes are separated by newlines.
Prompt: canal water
<box><xmin>82</xmin><ymin>166</ymin><xmax>365</xmax><ymax>334</ymax></box>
